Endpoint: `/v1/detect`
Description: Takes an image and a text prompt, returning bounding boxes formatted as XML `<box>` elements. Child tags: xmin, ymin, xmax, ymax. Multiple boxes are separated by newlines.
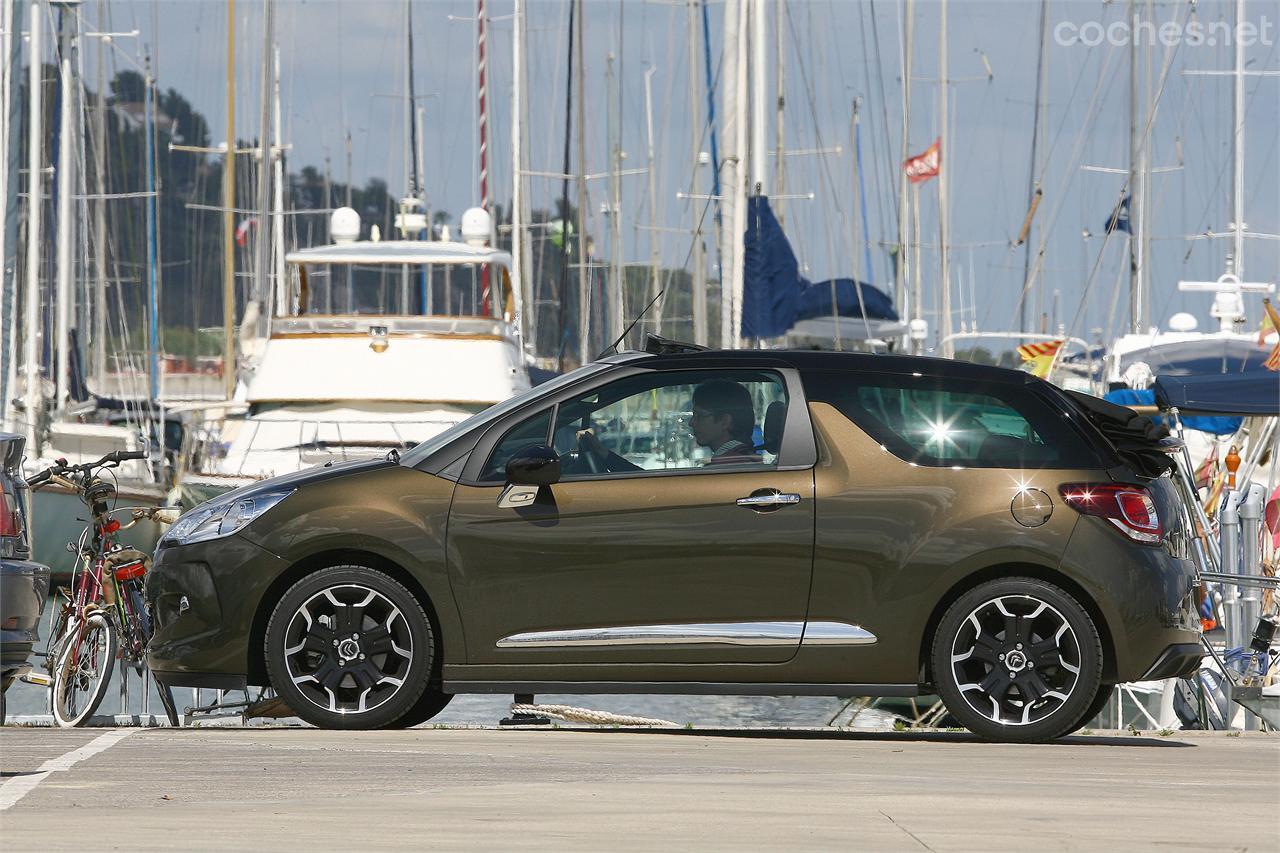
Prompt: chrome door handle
<box><xmin>736</xmin><ymin>491</ymin><xmax>801</xmax><ymax>508</ymax></box>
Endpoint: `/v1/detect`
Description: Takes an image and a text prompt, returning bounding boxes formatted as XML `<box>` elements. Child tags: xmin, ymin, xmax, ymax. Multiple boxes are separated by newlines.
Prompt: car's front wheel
<box><xmin>265</xmin><ymin>566</ymin><xmax>432</xmax><ymax>729</ymax></box>
<box><xmin>932</xmin><ymin>577</ymin><xmax>1102</xmax><ymax>742</ymax></box>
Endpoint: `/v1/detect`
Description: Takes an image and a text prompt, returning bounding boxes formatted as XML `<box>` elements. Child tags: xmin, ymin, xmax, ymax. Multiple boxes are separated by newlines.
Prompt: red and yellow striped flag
<box><xmin>1017</xmin><ymin>339</ymin><xmax>1065</xmax><ymax>378</ymax></box>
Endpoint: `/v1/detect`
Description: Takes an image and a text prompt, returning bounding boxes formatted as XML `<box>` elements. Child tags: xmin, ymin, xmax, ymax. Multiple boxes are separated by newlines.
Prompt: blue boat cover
<box><xmin>1152</xmin><ymin>373</ymin><xmax>1280</xmax><ymax>417</ymax></box>
<box><xmin>742</xmin><ymin>196</ymin><xmax>897</xmax><ymax>338</ymax></box>
<box><xmin>1105</xmin><ymin>388</ymin><xmax>1243</xmax><ymax>435</ymax></box>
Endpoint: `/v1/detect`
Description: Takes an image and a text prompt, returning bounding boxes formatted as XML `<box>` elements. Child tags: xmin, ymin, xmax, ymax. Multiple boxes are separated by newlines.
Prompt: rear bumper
<box><xmin>1</xmin><ymin>558</ymin><xmax>50</xmax><ymax>677</ymax></box>
<box><xmin>1140</xmin><ymin>642</ymin><xmax>1204</xmax><ymax>680</ymax></box>
<box><xmin>1061</xmin><ymin>518</ymin><xmax>1202</xmax><ymax>682</ymax></box>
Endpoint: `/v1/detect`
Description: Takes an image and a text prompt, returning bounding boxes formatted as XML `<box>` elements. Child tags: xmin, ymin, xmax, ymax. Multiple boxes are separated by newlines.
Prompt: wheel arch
<box><xmin>916</xmin><ymin>562</ymin><xmax>1118</xmax><ymax>687</ymax></box>
<box><xmin>246</xmin><ymin>548</ymin><xmax>447</xmax><ymax>687</ymax></box>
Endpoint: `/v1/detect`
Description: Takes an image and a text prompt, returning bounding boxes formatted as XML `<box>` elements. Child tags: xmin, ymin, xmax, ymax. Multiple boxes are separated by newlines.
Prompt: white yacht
<box><xmin>178</xmin><ymin>207</ymin><xmax>531</xmax><ymax>503</ymax></box>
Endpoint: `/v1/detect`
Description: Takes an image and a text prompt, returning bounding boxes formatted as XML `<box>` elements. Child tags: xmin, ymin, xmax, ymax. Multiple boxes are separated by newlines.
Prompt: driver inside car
<box><xmin>576</xmin><ymin>378</ymin><xmax>763</xmax><ymax>471</ymax></box>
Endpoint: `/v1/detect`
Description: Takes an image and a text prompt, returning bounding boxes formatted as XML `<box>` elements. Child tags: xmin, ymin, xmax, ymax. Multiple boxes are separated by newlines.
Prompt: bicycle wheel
<box><xmin>52</xmin><ymin>614</ymin><xmax>117</xmax><ymax>728</ymax></box>
<box><xmin>42</xmin><ymin>591</ymin><xmax>74</xmax><ymax>673</ymax></box>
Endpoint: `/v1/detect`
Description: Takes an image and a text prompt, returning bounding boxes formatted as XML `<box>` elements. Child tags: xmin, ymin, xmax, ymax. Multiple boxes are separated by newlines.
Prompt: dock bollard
<box><xmin>499</xmin><ymin>693</ymin><xmax>550</xmax><ymax>726</ymax></box>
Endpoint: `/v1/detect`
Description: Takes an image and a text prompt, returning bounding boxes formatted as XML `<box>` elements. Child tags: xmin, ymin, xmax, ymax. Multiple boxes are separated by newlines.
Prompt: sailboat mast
<box><xmin>272</xmin><ymin>43</ymin><xmax>285</xmax><ymax>314</ymax></box>
<box><xmin>254</xmin><ymin>0</ymin><xmax>273</xmax><ymax>315</ymax></box>
<box><xmin>937</xmin><ymin>0</ymin><xmax>951</xmax><ymax>357</ymax></box>
<box><xmin>750</xmin><ymin>0</ymin><xmax>766</xmax><ymax>197</ymax></box>
<box><xmin>899</xmin><ymin>0</ymin><xmax>915</xmax><ymax>352</ymax></box>
<box><xmin>607</xmin><ymin>53</ymin><xmax>623</xmax><ymax>343</ymax></box>
<box><xmin>1</xmin><ymin>0</ymin><xmax>23</xmax><ymax>428</ymax></box>
<box><xmin>476</xmin><ymin>0</ymin><xmax>488</xmax><ymax>223</ymax></box>
<box><xmin>1021</xmin><ymin>0</ymin><xmax>1047</xmax><ymax>336</ymax></box>
<box><xmin>222</xmin><ymin>0</ymin><xmax>236</xmax><ymax>399</ymax></box>
<box><xmin>92</xmin><ymin>22</ymin><xmax>107</xmax><ymax>388</ymax></box>
<box><xmin>686</xmin><ymin>0</ymin><xmax>707</xmax><ymax>346</ymax></box>
<box><xmin>1126</xmin><ymin>0</ymin><xmax>1143</xmax><ymax>334</ymax></box>
<box><xmin>772</xmin><ymin>0</ymin><xmax>785</xmax><ymax>226</ymax></box>
<box><xmin>403</xmin><ymin>0</ymin><xmax>417</xmax><ymax>199</ymax></box>
<box><xmin>511</xmin><ymin>0</ymin><xmax>533</xmax><ymax>351</ymax></box>
<box><xmin>1231</xmin><ymin>0</ymin><xmax>1246</xmax><ymax>278</ymax></box>
<box><xmin>574</xmin><ymin>0</ymin><xmax>588</xmax><ymax>363</ymax></box>
<box><xmin>24</xmin><ymin>1</ymin><xmax>43</xmax><ymax>448</ymax></box>
<box><xmin>54</xmin><ymin>10</ymin><xmax>75</xmax><ymax>408</ymax></box>
<box><xmin>719</xmin><ymin>0</ymin><xmax>741</xmax><ymax>348</ymax></box>
<box><xmin>644</xmin><ymin>66</ymin><xmax>661</xmax><ymax>336</ymax></box>
<box><xmin>144</xmin><ymin>56</ymin><xmax>160</xmax><ymax>402</ymax></box>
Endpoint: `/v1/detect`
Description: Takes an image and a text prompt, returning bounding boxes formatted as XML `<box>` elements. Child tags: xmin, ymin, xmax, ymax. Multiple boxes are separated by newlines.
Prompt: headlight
<box><xmin>162</xmin><ymin>489</ymin><xmax>294</xmax><ymax>546</ymax></box>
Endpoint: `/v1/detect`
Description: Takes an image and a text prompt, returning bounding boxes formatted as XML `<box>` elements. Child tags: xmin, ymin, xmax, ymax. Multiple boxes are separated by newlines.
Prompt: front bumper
<box><xmin>1</xmin><ymin>557</ymin><xmax>50</xmax><ymax>679</ymax></box>
<box><xmin>145</xmin><ymin>533</ymin><xmax>288</xmax><ymax>689</ymax></box>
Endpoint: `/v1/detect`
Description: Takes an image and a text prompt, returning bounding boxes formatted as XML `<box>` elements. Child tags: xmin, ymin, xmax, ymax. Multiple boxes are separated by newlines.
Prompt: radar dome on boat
<box><xmin>1168</xmin><ymin>312</ymin><xmax>1198</xmax><ymax>333</ymax></box>
<box><xmin>330</xmin><ymin>207</ymin><xmax>361</xmax><ymax>244</ymax></box>
<box><xmin>460</xmin><ymin>207</ymin><xmax>492</xmax><ymax>247</ymax></box>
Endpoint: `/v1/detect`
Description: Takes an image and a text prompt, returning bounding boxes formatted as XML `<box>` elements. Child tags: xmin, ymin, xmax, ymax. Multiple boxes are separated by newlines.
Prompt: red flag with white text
<box><xmin>903</xmin><ymin>138</ymin><xmax>942</xmax><ymax>184</ymax></box>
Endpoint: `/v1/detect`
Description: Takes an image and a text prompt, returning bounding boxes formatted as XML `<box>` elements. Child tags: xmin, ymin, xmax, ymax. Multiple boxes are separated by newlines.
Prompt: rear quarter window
<box><xmin>801</xmin><ymin>370</ymin><xmax>1107</xmax><ymax>470</ymax></box>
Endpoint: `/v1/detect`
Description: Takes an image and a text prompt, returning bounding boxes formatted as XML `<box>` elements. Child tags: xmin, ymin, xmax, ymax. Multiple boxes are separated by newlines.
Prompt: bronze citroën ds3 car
<box><xmin>147</xmin><ymin>348</ymin><xmax>1202</xmax><ymax>741</ymax></box>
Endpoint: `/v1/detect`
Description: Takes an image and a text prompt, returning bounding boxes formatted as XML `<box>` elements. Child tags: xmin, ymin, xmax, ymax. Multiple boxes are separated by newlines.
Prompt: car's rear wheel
<box><xmin>265</xmin><ymin>566</ymin><xmax>432</xmax><ymax>730</ymax></box>
<box><xmin>1071</xmin><ymin>681</ymin><xmax>1116</xmax><ymax>732</ymax></box>
<box><xmin>932</xmin><ymin>577</ymin><xmax>1102</xmax><ymax>742</ymax></box>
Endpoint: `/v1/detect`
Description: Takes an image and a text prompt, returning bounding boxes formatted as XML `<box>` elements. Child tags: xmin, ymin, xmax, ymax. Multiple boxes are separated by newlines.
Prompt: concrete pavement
<box><xmin>1</xmin><ymin>727</ymin><xmax>1276</xmax><ymax>851</ymax></box>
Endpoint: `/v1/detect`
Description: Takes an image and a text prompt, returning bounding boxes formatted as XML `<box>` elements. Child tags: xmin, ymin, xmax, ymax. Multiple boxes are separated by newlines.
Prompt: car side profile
<box><xmin>147</xmin><ymin>348</ymin><xmax>1202</xmax><ymax>741</ymax></box>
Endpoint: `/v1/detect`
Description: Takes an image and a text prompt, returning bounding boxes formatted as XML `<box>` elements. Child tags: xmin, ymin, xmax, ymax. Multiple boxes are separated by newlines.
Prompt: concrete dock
<box><xmin>1</xmin><ymin>727</ymin><xmax>1276</xmax><ymax>851</ymax></box>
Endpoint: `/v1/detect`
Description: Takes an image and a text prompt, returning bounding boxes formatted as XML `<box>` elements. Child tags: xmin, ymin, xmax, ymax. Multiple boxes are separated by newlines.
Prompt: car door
<box><xmin>446</xmin><ymin>366</ymin><xmax>817</xmax><ymax>666</ymax></box>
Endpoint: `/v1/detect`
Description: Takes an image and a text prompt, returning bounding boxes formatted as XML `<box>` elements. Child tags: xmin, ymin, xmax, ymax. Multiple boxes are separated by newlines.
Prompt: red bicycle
<box><xmin>28</xmin><ymin>450</ymin><xmax>180</xmax><ymax>727</ymax></box>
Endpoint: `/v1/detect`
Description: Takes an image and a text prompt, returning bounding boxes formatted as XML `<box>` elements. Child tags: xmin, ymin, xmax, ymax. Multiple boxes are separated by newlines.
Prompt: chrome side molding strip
<box><xmin>496</xmin><ymin>620</ymin><xmax>877</xmax><ymax>649</ymax></box>
<box><xmin>800</xmin><ymin>621</ymin><xmax>878</xmax><ymax>646</ymax></box>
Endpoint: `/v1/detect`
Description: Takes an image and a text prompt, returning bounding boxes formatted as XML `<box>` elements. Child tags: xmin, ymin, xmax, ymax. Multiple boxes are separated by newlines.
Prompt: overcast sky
<box><xmin>77</xmin><ymin>0</ymin><xmax>1280</xmax><ymax>345</ymax></box>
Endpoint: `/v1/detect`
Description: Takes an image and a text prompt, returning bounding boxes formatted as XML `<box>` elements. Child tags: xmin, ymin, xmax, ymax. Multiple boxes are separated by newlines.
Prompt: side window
<box><xmin>803</xmin><ymin>371</ymin><xmax>1102</xmax><ymax>469</ymax></box>
<box><xmin>551</xmin><ymin>370</ymin><xmax>788</xmax><ymax>476</ymax></box>
<box><xmin>479</xmin><ymin>410</ymin><xmax>551</xmax><ymax>481</ymax></box>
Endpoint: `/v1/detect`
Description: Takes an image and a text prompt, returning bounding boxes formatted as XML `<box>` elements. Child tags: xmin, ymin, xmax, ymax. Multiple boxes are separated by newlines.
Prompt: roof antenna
<box><xmin>596</xmin><ymin>289</ymin><xmax>664</xmax><ymax>360</ymax></box>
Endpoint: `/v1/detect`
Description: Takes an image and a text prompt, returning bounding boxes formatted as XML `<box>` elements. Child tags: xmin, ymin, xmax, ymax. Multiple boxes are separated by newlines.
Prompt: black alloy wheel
<box><xmin>265</xmin><ymin>566</ymin><xmax>432</xmax><ymax>729</ymax></box>
<box><xmin>932</xmin><ymin>577</ymin><xmax>1103</xmax><ymax>742</ymax></box>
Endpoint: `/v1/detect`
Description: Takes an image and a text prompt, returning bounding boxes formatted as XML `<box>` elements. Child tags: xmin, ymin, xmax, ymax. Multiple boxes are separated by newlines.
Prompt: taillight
<box><xmin>0</xmin><ymin>491</ymin><xmax>19</xmax><ymax>538</ymax></box>
<box><xmin>1059</xmin><ymin>483</ymin><xmax>1163</xmax><ymax>545</ymax></box>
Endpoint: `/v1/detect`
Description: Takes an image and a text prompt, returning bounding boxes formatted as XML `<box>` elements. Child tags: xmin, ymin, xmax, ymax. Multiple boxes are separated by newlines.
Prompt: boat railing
<box><xmin>269</xmin><ymin>314</ymin><xmax>514</xmax><ymax>338</ymax></box>
<box><xmin>191</xmin><ymin>412</ymin><xmax>468</xmax><ymax>478</ymax></box>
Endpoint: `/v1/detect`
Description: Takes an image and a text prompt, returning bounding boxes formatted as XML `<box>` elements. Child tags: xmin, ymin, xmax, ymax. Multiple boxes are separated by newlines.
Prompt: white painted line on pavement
<box><xmin>0</xmin><ymin>729</ymin><xmax>137</xmax><ymax>811</ymax></box>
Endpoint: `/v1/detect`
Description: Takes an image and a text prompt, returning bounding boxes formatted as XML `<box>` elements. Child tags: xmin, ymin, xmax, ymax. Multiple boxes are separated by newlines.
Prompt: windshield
<box><xmin>398</xmin><ymin>362</ymin><xmax>611</xmax><ymax>467</ymax></box>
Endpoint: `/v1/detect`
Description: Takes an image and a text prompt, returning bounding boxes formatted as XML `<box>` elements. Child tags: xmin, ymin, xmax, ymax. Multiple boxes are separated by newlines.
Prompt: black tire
<box><xmin>52</xmin><ymin>614</ymin><xmax>117</xmax><ymax>728</ymax></box>
<box><xmin>265</xmin><ymin>565</ymin><xmax>432</xmax><ymax>730</ymax></box>
<box><xmin>1069</xmin><ymin>682</ymin><xmax>1116</xmax><ymax>734</ymax></box>
<box><xmin>931</xmin><ymin>577</ymin><xmax>1103</xmax><ymax>743</ymax></box>
<box><xmin>384</xmin><ymin>688</ymin><xmax>454</xmax><ymax>729</ymax></box>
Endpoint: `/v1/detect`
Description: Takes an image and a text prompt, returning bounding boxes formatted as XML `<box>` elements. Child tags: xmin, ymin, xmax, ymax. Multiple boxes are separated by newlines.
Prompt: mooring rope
<box><xmin>509</xmin><ymin>703</ymin><xmax>676</xmax><ymax>727</ymax></box>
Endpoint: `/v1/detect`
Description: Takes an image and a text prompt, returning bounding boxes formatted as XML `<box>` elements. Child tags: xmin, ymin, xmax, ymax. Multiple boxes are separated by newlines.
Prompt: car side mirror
<box><xmin>506</xmin><ymin>444</ymin><xmax>560</xmax><ymax>487</ymax></box>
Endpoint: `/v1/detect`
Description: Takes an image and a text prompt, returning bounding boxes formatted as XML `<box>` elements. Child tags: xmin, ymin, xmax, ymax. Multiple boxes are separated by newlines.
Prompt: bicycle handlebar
<box><xmin>26</xmin><ymin>448</ymin><xmax>149</xmax><ymax>488</ymax></box>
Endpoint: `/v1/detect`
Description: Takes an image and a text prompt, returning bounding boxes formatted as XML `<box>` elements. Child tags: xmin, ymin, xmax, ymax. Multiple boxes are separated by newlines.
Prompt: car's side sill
<box><xmin>442</xmin><ymin>680</ymin><xmax>919</xmax><ymax>698</ymax></box>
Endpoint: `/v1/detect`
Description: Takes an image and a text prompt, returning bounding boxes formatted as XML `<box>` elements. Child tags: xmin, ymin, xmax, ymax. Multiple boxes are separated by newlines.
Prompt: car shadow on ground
<box><xmin>528</xmin><ymin>726</ymin><xmax>1198</xmax><ymax>748</ymax></box>
<box><xmin>127</xmin><ymin>722</ymin><xmax>1197</xmax><ymax>747</ymax></box>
